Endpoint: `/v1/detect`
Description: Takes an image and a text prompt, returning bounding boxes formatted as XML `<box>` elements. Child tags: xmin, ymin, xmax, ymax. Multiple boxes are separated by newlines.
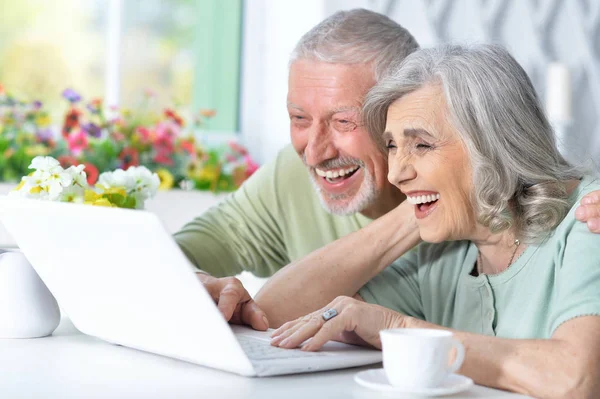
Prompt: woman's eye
<box><xmin>385</xmin><ymin>141</ymin><xmax>397</xmax><ymax>150</ymax></box>
<box><xmin>416</xmin><ymin>143</ymin><xmax>432</xmax><ymax>150</ymax></box>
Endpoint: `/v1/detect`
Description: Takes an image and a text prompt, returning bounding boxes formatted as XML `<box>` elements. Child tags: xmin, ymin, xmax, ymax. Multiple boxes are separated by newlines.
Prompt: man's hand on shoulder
<box><xmin>576</xmin><ymin>190</ymin><xmax>600</xmax><ymax>233</ymax></box>
<box><xmin>196</xmin><ymin>273</ymin><xmax>269</xmax><ymax>331</ymax></box>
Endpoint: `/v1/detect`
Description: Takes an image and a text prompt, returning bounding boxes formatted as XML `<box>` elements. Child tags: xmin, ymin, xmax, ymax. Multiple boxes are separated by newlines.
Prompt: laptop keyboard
<box><xmin>236</xmin><ymin>335</ymin><xmax>329</xmax><ymax>361</ymax></box>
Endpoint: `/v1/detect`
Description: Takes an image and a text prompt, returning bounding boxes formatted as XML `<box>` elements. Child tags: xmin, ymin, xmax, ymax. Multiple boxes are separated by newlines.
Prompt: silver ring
<box><xmin>322</xmin><ymin>308</ymin><xmax>338</xmax><ymax>321</ymax></box>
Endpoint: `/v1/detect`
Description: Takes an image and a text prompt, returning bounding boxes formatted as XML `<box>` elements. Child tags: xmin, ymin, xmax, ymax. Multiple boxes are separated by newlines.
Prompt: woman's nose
<box><xmin>387</xmin><ymin>153</ymin><xmax>416</xmax><ymax>188</ymax></box>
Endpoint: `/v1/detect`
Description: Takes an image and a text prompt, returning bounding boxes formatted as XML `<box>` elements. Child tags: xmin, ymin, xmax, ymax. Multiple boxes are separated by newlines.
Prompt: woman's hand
<box><xmin>270</xmin><ymin>296</ymin><xmax>410</xmax><ymax>351</ymax></box>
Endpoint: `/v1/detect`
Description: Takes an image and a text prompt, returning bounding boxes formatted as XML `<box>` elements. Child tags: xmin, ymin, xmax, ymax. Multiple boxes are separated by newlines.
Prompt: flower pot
<box><xmin>0</xmin><ymin>251</ymin><xmax>61</xmax><ymax>338</ymax></box>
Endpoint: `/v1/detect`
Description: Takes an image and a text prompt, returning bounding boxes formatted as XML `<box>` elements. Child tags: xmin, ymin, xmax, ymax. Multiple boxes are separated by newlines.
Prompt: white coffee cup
<box><xmin>380</xmin><ymin>328</ymin><xmax>465</xmax><ymax>389</ymax></box>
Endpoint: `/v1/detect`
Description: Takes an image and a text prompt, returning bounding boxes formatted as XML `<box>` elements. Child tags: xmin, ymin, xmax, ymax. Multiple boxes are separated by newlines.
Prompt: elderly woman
<box><xmin>268</xmin><ymin>45</ymin><xmax>600</xmax><ymax>398</ymax></box>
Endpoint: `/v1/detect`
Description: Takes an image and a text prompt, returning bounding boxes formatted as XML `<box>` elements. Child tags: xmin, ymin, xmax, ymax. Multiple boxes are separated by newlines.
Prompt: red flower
<box><xmin>62</xmin><ymin>107</ymin><xmax>82</xmax><ymax>138</ymax></box>
<box><xmin>179</xmin><ymin>139</ymin><xmax>195</xmax><ymax>156</ymax></box>
<box><xmin>0</xmin><ymin>84</ymin><xmax>5</xmax><ymax>95</ymax></box>
<box><xmin>119</xmin><ymin>147</ymin><xmax>140</xmax><ymax>170</ymax></box>
<box><xmin>164</xmin><ymin>108</ymin><xmax>184</xmax><ymax>127</ymax></box>
<box><xmin>153</xmin><ymin>150</ymin><xmax>174</xmax><ymax>166</ymax></box>
<box><xmin>83</xmin><ymin>162</ymin><xmax>99</xmax><ymax>185</ymax></box>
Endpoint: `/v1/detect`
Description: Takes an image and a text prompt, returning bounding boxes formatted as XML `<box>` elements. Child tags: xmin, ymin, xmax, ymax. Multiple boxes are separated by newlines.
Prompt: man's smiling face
<box><xmin>287</xmin><ymin>60</ymin><xmax>398</xmax><ymax>217</ymax></box>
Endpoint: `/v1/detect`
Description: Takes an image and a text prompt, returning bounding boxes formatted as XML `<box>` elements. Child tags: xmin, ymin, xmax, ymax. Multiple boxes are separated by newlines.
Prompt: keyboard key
<box><xmin>236</xmin><ymin>335</ymin><xmax>328</xmax><ymax>361</ymax></box>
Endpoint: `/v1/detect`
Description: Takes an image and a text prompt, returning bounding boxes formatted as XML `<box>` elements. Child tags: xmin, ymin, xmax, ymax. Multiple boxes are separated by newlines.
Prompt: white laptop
<box><xmin>0</xmin><ymin>196</ymin><xmax>382</xmax><ymax>377</ymax></box>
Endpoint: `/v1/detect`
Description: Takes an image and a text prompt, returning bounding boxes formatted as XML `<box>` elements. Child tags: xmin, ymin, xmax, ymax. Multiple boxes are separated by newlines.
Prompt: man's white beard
<box><xmin>308</xmin><ymin>168</ymin><xmax>378</xmax><ymax>216</ymax></box>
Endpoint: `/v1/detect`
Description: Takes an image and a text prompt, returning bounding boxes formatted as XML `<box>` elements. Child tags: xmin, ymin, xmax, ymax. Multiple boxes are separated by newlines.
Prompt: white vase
<box><xmin>0</xmin><ymin>251</ymin><xmax>61</xmax><ymax>338</ymax></box>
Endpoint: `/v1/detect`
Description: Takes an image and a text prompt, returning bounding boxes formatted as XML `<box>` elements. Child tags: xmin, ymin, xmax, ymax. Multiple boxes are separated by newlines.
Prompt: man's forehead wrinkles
<box><xmin>287</xmin><ymin>103</ymin><xmax>361</xmax><ymax>118</ymax></box>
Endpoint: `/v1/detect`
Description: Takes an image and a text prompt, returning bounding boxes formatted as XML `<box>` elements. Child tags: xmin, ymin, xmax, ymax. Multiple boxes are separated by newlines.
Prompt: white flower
<box><xmin>126</xmin><ymin>166</ymin><xmax>159</xmax><ymax>209</ymax></box>
<box><xmin>58</xmin><ymin>185</ymin><xmax>85</xmax><ymax>203</ymax></box>
<box><xmin>127</xmin><ymin>166</ymin><xmax>160</xmax><ymax>196</ymax></box>
<box><xmin>12</xmin><ymin>157</ymin><xmax>80</xmax><ymax>201</ymax></box>
<box><xmin>97</xmin><ymin>169</ymin><xmax>135</xmax><ymax>192</ymax></box>
<box><xmin>14</xmin><ymin>170</ymin><xmax>51</xmax><ymax>200</ymax></box>
<box><xmin>65</xmin><ymin>165</ymin><xmax>88</xmax><ymax>188</ymax></box>
<box><xmin>29</xmin><ymin>156</ymin><xmax>62</xmax><ymax>174</ymax></box>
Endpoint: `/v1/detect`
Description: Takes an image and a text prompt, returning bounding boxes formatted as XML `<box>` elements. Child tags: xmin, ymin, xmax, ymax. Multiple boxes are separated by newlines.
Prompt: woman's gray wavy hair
<box><xmin>364</xmin><ymin>44</ymin><xmax>582</xmax><ymax>243</ymax></box>
<box><xmin>290</xmin><ymin>9</ymin><xmax>419</xmax><ymax>81</ymax></box>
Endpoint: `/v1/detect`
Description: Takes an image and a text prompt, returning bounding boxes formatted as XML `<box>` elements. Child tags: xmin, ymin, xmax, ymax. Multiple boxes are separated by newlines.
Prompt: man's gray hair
<box><xmin>364</xmin><ymin>44</ymin><xmax>583</xmax><ymax>243</ymax></box>
<box><xmin>290</xmin><ymin>9</ymin><xmax>419</xmax><ymax>81</ymax></box>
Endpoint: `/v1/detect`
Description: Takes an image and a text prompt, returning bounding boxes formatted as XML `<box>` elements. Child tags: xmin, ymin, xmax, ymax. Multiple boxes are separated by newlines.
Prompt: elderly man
<box><xmin>174</xmin><ymin>9</ymin><xmax>600</xmax><ymax>330</ymax></box>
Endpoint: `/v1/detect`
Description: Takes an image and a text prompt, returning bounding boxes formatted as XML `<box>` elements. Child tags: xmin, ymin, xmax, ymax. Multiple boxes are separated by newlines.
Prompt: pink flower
<box><xmin>154</xmin><ymin>121</ymin><xmax>179</xmax><ymax>141</ymax></box>
<box><xmin>228</xmin><ymin>141</ymin><xmax>248</xmax><ymax>155</ymax></box>
<box><xmin>136</xmin><ymin>127</ymin><xmax>152</xmax><ymax>144</ymax></box>
<box><xmin>244</xmin><ymin>155</ymin><xmax>259</xmax><ymax>177</ymax></box>
<box><xmin>67</xmin><ymin>129</ymin><xmax>88</xmax><ymax>156</ymax></box>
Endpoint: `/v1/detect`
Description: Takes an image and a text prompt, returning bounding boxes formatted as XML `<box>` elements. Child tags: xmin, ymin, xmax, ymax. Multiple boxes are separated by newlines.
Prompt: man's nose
<box><xmin>388</xmin><ymin>152</ymin><xmax>416</xmax><ymax>188</ymax></box>
<box><xmin>304</xmin><ymin>123</ymin><xmax>337</xmax><ymax>166</ymax></box>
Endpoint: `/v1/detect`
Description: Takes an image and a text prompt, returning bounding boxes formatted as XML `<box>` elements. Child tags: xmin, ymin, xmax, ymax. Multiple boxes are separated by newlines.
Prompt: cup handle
<box><xmin>447</xmin><ymin>338</ymin><xmax>465</xmax><ymax>374</ymax></box>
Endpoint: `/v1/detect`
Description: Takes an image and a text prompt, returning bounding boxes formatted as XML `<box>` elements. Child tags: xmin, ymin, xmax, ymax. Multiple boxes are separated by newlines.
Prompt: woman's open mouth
<box><xmin>406</xmin><ymin>193</ymin><xmax>440</xmax><ymax>219</ymax></box>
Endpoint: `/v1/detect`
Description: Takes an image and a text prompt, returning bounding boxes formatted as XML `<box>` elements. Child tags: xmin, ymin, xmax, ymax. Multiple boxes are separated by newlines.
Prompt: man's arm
<box><xmin>173</xmin><ymin>149</ymin><xmax>294</xmax><ymax>329</ymax></box>
<box><xmin>174</xmin><ymin>160</ymin><xmax>289</xmax><ymax>278</ymax></box>
<box><xmin>255</xmin><ymin>200</ymin><xmax>420</xmax><ymax>328</ymax></box>
<box><xmin>575</xmin><ymin>190</ymin><xmax>600</xmax><ymax>233</ymax></box>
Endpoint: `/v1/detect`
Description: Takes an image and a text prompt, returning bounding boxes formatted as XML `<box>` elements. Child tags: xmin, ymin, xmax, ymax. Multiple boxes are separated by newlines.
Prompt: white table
<box><xmin>0</xmin><ymin>318</ymin><xmax>533</xmax><ymax>399</ymax></box>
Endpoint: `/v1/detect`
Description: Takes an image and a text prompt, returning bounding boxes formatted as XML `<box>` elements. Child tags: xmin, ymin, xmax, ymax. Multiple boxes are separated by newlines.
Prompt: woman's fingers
<box><xmin>271</xmin><ymin>318</ymin><xmax>310</xmax><ymax>345</ymax></box>
<box><xmin>277</xmin><ymin>313</ymin><xmax>327</xmax><ymax>348</ymax></box>
<box><xmin>301</xmin><ymin>313</ymin><xmax>350</xmax><ymax>351</ymax></box>
<box><xmin>271</xmin><ymin>296</ymin><xmax>360</xmax><ymax>350</ymax></box>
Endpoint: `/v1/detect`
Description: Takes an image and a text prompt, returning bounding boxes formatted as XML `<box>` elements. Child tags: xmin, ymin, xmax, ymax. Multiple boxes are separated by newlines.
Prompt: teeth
<box><xmin>316</xmin><ymin>165</ymin><xmax>359</xmax><ymax>178</ymax></box>
<box><xmin>406</xmin><ymin>193</ymin><xmax>440</xmax><ymax>205</ymax></box>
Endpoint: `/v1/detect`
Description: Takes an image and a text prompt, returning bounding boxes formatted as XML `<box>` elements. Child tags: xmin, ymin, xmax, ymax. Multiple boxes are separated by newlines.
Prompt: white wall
<box><xmin>240</xmin><ymin>0</ymin><xmax>325</xmax><ymax>164</ymax></box>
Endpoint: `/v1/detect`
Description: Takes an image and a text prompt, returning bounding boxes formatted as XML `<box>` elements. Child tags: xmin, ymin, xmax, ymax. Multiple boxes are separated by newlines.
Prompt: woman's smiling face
<box><xmin>384</xmin><ymin>84</ymin><xmax>477</xmax><ymax>243</ymax></box>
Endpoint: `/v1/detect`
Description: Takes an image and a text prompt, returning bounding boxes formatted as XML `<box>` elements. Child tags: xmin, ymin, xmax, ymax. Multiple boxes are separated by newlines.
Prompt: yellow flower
<box><xmin>100</xmin><ymin>186</ymin><xmax>127</xmax><ymax>197</ymax></box>
<box><xmin>90</xmin><ymin>198</ymin><xmax>116</xmax><ymax>207</ymax></box>
<box><xmin>14</xmin><ymin>180</ymin><xmax>25</xmax><ymax>191</ymax></box>
<box><xmin>156</xmin><ymin>168</ymin><xmax>174</xmax><ymax>190</ymax></box>
<box><xmin>35</xmin><ymin>114</ymin><xmax>51</xmax><ymax>127</ymax></box>
<box><xmin>198</xmin><ymin>165</ymin><xmax>219</xmax><ymax>182</ymax></box>
<box><xmin>84</xmin><ymin>189</ymin><xmax>100</xmax><ymax>203</ymax></box>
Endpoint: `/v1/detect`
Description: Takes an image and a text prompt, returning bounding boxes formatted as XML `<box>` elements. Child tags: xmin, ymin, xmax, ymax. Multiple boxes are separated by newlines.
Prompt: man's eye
<box><xmin>334</xmin><ymin>119</ymin><xmax>357</xmax><ymax>132</ymax></box>
<box><xmin>385</xmin><ymin>141</ymin><xmax>397</xmax><ymax>150</ymax></box>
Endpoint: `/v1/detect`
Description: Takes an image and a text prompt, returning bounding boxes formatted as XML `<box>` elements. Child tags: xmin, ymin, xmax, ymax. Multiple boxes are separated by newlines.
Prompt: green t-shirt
<box><xmin>360</xmin><ymin>175</ymin><xmax>600</xmax><ymax>339</ymax></box>
<box><xmin>174</xmin><ymin>144</ymin><xmax>372</xmax><ymax>277</ymax></box>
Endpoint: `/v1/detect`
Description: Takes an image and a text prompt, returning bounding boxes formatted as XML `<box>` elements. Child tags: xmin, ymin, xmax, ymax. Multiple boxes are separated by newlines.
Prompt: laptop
<box><xmin>0</xmin><ymin>196</ymin><xmax>382</xmax><ymax>377</ymax></box>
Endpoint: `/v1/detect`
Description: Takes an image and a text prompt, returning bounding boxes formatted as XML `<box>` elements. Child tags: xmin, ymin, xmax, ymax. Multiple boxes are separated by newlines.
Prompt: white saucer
<box><xmin>354</xmin><ymin>369</ymin><xmax>473</xmax><ymax>397</ymax></box>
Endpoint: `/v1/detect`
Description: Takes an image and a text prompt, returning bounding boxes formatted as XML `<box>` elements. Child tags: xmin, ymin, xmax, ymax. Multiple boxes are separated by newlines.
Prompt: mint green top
<box><xmin>174</xmin><ymin>144</ymin><xmax>372</xmax><ymax>277</ymax></box>
<box><xmin>360</xmin><ymin>175</ymin><xmax>600</xmax><ymax>338</ymax></box>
